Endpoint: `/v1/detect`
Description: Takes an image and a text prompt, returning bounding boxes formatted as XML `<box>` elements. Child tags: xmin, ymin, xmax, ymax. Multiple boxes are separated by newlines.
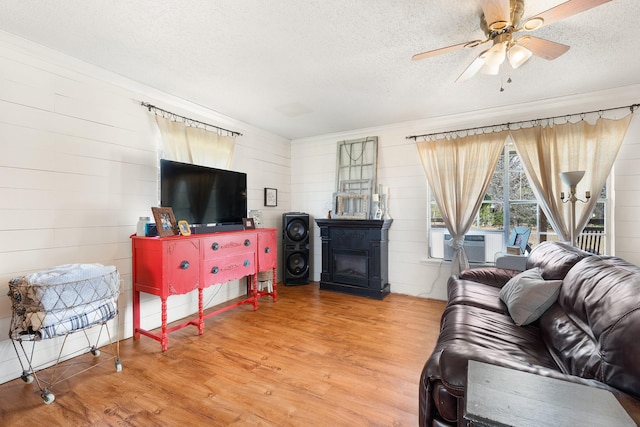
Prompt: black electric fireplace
<box><xmin>315</xmin><ymin>219</ymin><xmax>392</xmax><ymax>299</ymax></box>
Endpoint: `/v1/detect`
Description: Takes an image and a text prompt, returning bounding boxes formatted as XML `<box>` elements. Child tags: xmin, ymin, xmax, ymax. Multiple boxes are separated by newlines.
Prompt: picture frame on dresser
<box><xmin>151</xmin><ymin>207</ymin><xmax>178</xmax><ymax>237</ymax></box>
<box><xmin>243</xmin><ymin>218</ymin><xmax>255</xmax><ymax>229</ymax></box>
<box><xmin>249</xmin><ymin>209</ymin><xmax>263</xmax><ymax>228</ymax></box>
<box><xmin>178</xmin><ymin>220</ymin><xmax>191</xmax><ymax>236</ymax></box>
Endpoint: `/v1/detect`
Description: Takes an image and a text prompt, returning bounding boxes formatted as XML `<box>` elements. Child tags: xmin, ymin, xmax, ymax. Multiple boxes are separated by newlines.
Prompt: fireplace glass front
<box><xmin>333</xmin><ymin>250</ymin><xmax>369</xmax><ymax>287</ymax></box>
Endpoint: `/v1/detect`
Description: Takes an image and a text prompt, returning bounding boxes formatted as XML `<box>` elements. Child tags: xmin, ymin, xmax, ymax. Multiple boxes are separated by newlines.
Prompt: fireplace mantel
<box><xmin>315</xmin><ymin>219</ymin><xmax>392</xmax><ymax>299</ymax></box>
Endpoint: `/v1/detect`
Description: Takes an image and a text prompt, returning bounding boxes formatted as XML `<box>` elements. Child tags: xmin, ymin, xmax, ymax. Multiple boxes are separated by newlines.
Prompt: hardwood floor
<box><xmin>0</xmin><ymin>283</ymin><xmax>446</xmax><ymax>426</ymax></box>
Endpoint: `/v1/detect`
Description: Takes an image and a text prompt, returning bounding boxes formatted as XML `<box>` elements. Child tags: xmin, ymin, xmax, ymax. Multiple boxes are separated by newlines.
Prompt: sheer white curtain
<box><xmin>417</xmin><ymin>131</ymin><xmax>507</xmax><ymax>274</ymax></box>
<box><xmin>510</xmin><ymin>116</ymin><xmax>632</xmax><ymax>242</ymax></box>
<box><xmin>155</xmin><ymin>116</ymin><xmax>235</xmax><ymax>168</ymax></box>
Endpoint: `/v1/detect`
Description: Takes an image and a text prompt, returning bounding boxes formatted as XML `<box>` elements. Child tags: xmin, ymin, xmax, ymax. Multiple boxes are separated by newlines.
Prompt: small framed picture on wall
<box><xmin>264</xmin><ymin>188</ymin><xmax>277</xmax><ymax>207</ymax></box>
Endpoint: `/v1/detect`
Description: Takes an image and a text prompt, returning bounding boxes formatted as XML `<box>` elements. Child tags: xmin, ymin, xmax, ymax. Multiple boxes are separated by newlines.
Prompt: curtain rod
<box><xmin>406</xmin><ymin>102</ymin><xmax>639</xmax><ymax>141</ymax></box>
<box><xmin>141</xmin><ymin>102</ymin><xmax>243</xmax><ymax>137</ymax></box>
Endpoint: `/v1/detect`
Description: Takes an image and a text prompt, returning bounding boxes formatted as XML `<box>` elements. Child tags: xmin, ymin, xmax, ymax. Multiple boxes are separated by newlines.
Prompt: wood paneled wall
<box><xmin>0</xmin><ymin>31</ymin><xmax>290</xmax><ymax>384</ymax></box>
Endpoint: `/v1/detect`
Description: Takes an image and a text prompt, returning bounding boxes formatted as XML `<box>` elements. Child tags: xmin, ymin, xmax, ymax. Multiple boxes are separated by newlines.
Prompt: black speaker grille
<box><xmin>283</xmin><ymin>213</ymin><xmax>310</xmax><ymax>285</ymax></box>
<box><xmin>286</xmin><ymin>251</ymin><xmax>309</xmax><ymax>277</ymax></box>
<box><xmin>285</xmin><ymin>218</ymin><xmax>308</xmax><ymax>243</ymax></box>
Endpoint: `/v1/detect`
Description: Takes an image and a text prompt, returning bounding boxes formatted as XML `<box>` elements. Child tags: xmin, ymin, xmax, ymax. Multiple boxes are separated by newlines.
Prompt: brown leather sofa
<box><xmin>419</xmin><ymin>241</ymin><xmax>640</xmax><ymax>426</ymax></box>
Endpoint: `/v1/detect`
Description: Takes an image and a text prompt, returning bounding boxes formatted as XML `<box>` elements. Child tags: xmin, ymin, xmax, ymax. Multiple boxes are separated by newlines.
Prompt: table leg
<box><xmin>272</xmin><ymin>268</ymin><xmax>278</xmax><ymax>302</ymax></box>
<box><xmin>252</xmin><ymin>274</ymin><xmax>259</xmax><ymax>311</ymax></box>
<box><xmin>133</xmin><ymin>289</ymin><xmax>141</xmax><ymax>339</ymax></box>
<box><xmin>161</xmin><ymin>297</ymin><xmax>168</xmax><ymax>352</ymax></box>
<box><xmin>197</xmin><ymin>287</ymin><xmax>204</xmax><ymax>335</ymax></box>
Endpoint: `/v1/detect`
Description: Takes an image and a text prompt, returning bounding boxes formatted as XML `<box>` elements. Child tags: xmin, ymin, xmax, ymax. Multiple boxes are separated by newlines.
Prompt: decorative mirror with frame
<box><xmin>333</xmin><ymin>136</ymin><xmax>378</xmax><ymax>219</ymax></box>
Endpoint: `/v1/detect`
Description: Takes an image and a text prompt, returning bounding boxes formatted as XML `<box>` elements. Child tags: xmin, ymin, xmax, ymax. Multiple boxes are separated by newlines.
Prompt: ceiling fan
<box><xmin>412</xmin><ymin>0</ymin><xmax>613</xmax><ymax>82</ymax></box>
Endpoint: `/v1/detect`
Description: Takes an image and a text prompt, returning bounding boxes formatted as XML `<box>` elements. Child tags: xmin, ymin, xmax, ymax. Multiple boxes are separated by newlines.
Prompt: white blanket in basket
<box><xmin>13</xmin><ymin>263</ymin><xmax>119</xmax><ymax>311</ymax></box>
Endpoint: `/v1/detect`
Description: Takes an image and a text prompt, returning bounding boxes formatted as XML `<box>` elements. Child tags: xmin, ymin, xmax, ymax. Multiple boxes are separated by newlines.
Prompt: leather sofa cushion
<box><xmin>424</xmin><ymin>304</ymin><xmax>558</xmax><ymax>394</ymax></box>
<box><xmin>526</xmin><ymin>241</ymin><xmax>591</xmax><ymax>280</ymax></box>
<box><xmin>458</xmin><ymin>266</ymin><xmax>519</xmax><ymax>288</ymax></box>
<box><xmin>545</xmin><ymin>256</ymin><xmax>640</xmax><ymax>398</ymax></box>
<box><xmin>446</xmin><ymin>276</ymin><xmax>508</xmax><ymax>315</ymax></box>
<box><xmin>539</xmin><ymin>303</ymin><xmax>601</xmax><ymax>378</ymax></box>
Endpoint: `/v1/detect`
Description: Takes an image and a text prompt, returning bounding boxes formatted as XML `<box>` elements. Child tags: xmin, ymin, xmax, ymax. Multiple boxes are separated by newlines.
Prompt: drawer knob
<box><xmin>265</xmin><ymin>247</ymin><xmax>271</xmax><ymax>253</ymax></box>
<box><xmin>211</xmin><ymin>242</ymin><xmax>219</xmax><ymax>251</ymax></box>
<box><xmin>243</xmin><ymin>260</ymin><xmax>250</xmax><ymax>267</ymax></box>
<box><xmin>211</xmin><ymin>266</ymin><xmax>219</xmax><ymax>274</ymax></box>
<box><xmin>180</xmin><ymin>260</ymin><xmax>190</xmax><ymax>270</ymax></box>
<box><xmin>244</xmin><ymin>239</ymin><xmax>251</xmax><ymax>247</ymax></box>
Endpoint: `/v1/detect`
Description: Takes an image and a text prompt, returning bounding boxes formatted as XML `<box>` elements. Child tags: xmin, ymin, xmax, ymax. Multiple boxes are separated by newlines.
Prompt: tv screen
<box><xmin>160</xmin><ymin>159</ymin><xmax>247</xmax><ymax>227</ymax></box>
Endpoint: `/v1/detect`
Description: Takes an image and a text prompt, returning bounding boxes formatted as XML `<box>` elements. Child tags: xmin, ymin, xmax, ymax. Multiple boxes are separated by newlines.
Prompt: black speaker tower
<box><xmin>283</xmin><ymin>212</ymin><xmax>310</xmax><ymax>285</ymax></box>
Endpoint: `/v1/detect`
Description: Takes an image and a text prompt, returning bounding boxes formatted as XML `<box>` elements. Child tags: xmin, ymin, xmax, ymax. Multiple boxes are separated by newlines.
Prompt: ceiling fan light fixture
<box><xmin>488</xmin><ymin>20</ymin><xmax>509</xmax><ymax>32</ymax></box>
<box><xmin>522</xmin><ymin>17</ymin><xmax>544</xmax><ymax>31</ymax></box>
<box><xmin>508</xmin><ymin>44</ymin><xmax>533</xmax><ymax>68</ymax></box>
<box><xmin>484</xmin><ymin>41</ymin><xmax>507</xmax><ymax>68</ymax></box>
<box><xmin>480</xmin><ymin>60</ymin><xmax>501</xmax><ymax>75</ymax></box>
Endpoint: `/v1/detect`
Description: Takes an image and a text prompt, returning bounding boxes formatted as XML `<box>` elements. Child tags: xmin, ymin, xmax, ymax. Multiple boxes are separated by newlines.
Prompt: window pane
<box><xmin>538</xmin><ymin>207</ymin><xmax>555</xmax><ymax>232</ymax></box>
<box><xmin>485</xmin><ymin>156</ymin><xmax>504</xmax><ymax>202</ymax></box>
<box><xmin>508</xmin><ymin>171</ymin><xmax>535</xmax><ymax>200</ymax></box>
<box><xmin>509</xmin><ymin>202</ymin><xmax>537</xmax><ymax>227</ymax></box>
<box><xmin>430</xmin><ymin>202</ymin><xmax>446</xmax><ymax>228</ymax></box>
<box><xmin>477</xmin><ymin>202</ymin><xmax>503</xmax><ymax>230</ymax></box>
<box><xmin>587</xmin><ymin>202</ymin><xmax>605</xmax><ymax>228</ymax></box>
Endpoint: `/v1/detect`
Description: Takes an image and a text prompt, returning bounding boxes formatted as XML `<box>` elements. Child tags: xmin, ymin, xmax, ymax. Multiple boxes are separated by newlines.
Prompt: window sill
<box><xmin>421</xmin><ymin>257</ymin><xmax>494</xmax><ymax>268</ymax></box>
<box><xmin>420</xmin><ymin>257</ymin><xmax>449</xmax><ymax>266</ymax></box>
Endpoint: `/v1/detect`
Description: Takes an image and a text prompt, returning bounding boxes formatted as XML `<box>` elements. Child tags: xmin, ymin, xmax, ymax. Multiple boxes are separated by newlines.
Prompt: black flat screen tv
<box><xmin>160</xmin><ymin>159</ymin><xmax>247</xmax><ymax>231</ymax></box>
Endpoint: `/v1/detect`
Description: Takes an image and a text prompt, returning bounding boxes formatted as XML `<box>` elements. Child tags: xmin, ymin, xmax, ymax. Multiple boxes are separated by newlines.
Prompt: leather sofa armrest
<box><xmin>459</xmin><ymin>267</ymin><xmax>521</xmax><ymax>288</ymax></box>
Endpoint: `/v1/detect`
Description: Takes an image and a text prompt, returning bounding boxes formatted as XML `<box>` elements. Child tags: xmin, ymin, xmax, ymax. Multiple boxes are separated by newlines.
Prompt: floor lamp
<box><xmin>559</xmin><ymin>171</ymin><xmax>591</xmax><ymax>247</ymax></box>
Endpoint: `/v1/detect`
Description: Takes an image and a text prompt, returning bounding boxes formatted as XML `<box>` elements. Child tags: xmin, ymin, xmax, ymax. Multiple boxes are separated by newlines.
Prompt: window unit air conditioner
<box><xmin>443</xmin><ymin>234</ymin><xmax>486</xmax><ymax>264</ymax></box>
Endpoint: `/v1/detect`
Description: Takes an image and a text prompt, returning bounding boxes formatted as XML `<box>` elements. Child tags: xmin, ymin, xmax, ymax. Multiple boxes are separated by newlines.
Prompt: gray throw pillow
<box><xmin>499</xmin><ymin>267</ymin><xmax>562</xmax><ymax>326</ymax></box>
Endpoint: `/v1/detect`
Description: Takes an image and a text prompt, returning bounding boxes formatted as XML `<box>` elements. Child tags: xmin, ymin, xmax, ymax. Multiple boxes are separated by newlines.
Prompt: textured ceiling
<box><xmin>1</xmin><ymin>0</ymin><xmax>639</xmax><ymax>139</ymax></box>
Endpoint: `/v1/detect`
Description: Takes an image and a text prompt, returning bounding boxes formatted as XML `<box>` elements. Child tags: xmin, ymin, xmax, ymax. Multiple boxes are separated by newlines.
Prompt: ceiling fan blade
<box><xmin>456</xmin><ymin>53</ymin><xmax>487</xmax><ymax>83</ymax></box>
<box><xmin>516</xmin><ymin>36</ymin><xmax>570</xmax><ymax>60</ymax></box>
<box><xmin>481</xmin><ymin>0</ymin><xmax>512</xmax><ymax>31</ymax></box>
<box><xmin>523</xmin><ymin>0</ymin><xmax>613</xmax><ymax>30</ymax></box>
<box><xmin>411</xmin><ymin>40</ymin><xmax>484</xmax><ymax>61</ymax></box>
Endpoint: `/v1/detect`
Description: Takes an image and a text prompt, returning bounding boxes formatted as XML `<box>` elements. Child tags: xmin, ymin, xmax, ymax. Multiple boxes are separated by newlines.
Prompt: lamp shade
<box><xmin>484</xmin><ymin>42</ymin><xmax>507</xmax><ymax>67</ymax></box>
<box><xmin>559</xmin><ymin>171</ymin><xmax>585</xmax><ymax>186</ymax></box>
<box><xmin>480</xmin><ymin>60</ymin><xmax>501</xmax><ymax>75</ymax></box>
<box><xmin>508</xmin><ymin>44</ymin><xmax>533</xmax><ymax>69</ymax></box>
<box><xmin>480</xmin><ymin>43</ymin><xmax>506</xmax><ymax>75</ymax></box>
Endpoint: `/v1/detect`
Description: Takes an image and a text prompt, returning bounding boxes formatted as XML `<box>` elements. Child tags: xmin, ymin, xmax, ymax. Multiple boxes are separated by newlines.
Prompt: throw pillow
<box><xmin>499</xmin><ymin>267</ymin><xmax>563</xmax><ymax>326</ymax></box>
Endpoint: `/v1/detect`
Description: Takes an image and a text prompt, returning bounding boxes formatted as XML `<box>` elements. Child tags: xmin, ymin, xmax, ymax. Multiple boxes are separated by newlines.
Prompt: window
<box><xmin>429</xmin><ymin>141</ymin><xmax>608</xmax><ymax>260</ymax></box>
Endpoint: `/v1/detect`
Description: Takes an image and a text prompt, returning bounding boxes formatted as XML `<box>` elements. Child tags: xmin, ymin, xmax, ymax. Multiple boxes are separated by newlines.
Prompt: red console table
<box><xmin>131</xmin><ymin>228</ymin><xmax>277</xmax><ymax>351</ymax></box>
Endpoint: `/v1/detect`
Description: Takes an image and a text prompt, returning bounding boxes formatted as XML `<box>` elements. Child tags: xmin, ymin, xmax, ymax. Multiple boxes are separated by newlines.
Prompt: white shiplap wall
<box><xmin>613</xmin><ymin>116</ymin><xmax>640</xmax><ymax>260</ymax></box>
<box><xmin>291</xmin><ymin>86</ymin><xmax>640</xmax><ymax>300</ymax></box>
<box><xmin>1</xmin><ymin>27</ymin><xmax>639</xmax><ymax>386</ymax></box>
<box><xmin>0</xmin><ymin>31</ymin><xmax>291</xmax><ymax>384</ymax></box>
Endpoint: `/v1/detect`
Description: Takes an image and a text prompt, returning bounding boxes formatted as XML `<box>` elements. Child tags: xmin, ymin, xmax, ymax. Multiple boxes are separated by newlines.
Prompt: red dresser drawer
<box><xmin>202</xmin><ymin>232</ymin><xmax>258</xmax><ymax>260</ymax></box>
<box><xmin>202</xmin><ymin>252</ymin><xmax>256</xmax><ymax>286</ymax></box>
